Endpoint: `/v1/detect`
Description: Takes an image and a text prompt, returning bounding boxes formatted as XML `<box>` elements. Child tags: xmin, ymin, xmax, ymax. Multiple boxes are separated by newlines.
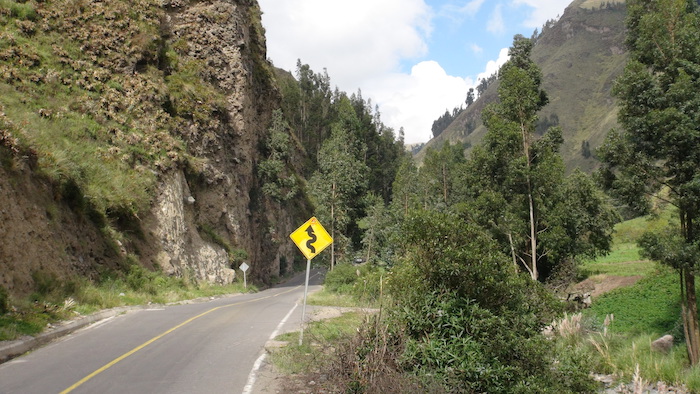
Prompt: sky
<box><xmin>257</xmin><ymin>0</ymin><xmax>571</xmax><ymax>144</ymax></box>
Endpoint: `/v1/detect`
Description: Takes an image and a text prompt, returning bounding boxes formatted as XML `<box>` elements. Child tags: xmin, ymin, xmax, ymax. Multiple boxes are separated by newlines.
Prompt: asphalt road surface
<box><xmin>0</xmin><ymin>269</ymin><xmax>324</xmax><ymax>394</ymax></box>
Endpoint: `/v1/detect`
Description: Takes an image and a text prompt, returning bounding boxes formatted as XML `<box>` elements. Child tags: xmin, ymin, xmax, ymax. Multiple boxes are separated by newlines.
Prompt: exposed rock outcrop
<box><xmin>0</xmin><ymin>0</ymin><xmax>308</xmax><ymax>295</ymax></box>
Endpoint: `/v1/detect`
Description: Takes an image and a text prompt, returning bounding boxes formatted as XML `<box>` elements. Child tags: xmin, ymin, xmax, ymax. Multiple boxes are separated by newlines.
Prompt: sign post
<box><xmin>239</xmin><ymin>262</ymin><xmax>249</xmax><ymax>289</ymax></box>
<box><xmin>290</xmin><ymin>217</ymin><xmax>333</xmax><ymax>346</ymax></box>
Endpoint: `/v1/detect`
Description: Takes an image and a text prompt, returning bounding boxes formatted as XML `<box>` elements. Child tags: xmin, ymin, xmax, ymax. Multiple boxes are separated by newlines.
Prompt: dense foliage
<box><xmin>302</xmin><ymin>34</ymin><xmax>616</xmax><ymax>392</ymax></box>
<box><xmin>0</xmin><ymin>1</ymin><xmax>638</xmax><ymax>390</ymax></box>
<box><xmin>359</xmin><ymin>211</ymin><xmax>593</xmax><ymax>393</ymax></box>
<box><xmin>598</xmin><ymin>0</ymin><xmax>700</xmax><ymax>364</ymax></box>
<box><xmin>275</xmin><ymin>61</ymin><xmax>407</xmax><ymax>263</ymax></box>
<box><xmin>431</xmin><ymin>107</ymin><xmax>462</xmax><ymax>138</ymax></box>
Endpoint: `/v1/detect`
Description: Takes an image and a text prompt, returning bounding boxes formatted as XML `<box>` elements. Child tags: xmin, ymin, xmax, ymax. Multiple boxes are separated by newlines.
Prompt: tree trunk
<box><xmin>681</xmin><ymin>211</ymin><xmax>700</xmax><ymax>364</ymax></box>
<box><xmin>330</xmin><ymin>181</ymin><xmax>336</xmax><ymax>271</ymax></box>
<box><xmin>527</xmin><ymin>186</ymin><xmax>538</xmax><ymax>281</ymax></box>
<box><xmin>366</xmin><ymin>227</ymin><xmax>373</xmax><ymax>264</ymax></box>
<box><xmin>507</xmin><ymin>232</ymin><xmax>518</xmax><ymax>272</ymax></box>
<box><xmin>404</xmin><ymin>193</ymin><xmax>408</xmax><ymax>216</ymax></box>
<box><xmin>520</xmin><ymin>120</ymin><xmax>538</xmax><ymax>281</ymax></box>
<box><xmin>681</xmin><ymin>267</ymin><xmax>700</xmax><ymax>365</ymax></box>
<box><xmin>442</xmin><ymin>164</ymin><xmax>448</xmax><ymax>204</ymax></box>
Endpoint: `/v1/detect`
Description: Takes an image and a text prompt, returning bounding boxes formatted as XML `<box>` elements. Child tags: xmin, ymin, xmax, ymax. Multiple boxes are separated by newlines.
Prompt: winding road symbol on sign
<box><xmin>305</xmin><ymin>226</ymin><xmax>317</xmax><ymax>254</ymax></box>
<box><xmin>290</xmin><ymin>217</ymin><xmax>332</xmax><ymax>260</ymax></box>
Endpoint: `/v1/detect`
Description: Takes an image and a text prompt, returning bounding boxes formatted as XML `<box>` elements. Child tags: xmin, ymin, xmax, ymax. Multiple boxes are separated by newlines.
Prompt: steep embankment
<box><xmin>418</xmin><ymin>0</ymin><xmax>627</xmax><ymax>173</ymax></box>
<box><xmin>0</xmin><ymin>0</ymin><xmax>307</xmax><ymax>296</ymax></box>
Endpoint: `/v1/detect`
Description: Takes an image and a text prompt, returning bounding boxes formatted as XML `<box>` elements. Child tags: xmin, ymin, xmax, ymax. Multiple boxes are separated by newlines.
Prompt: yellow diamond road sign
<box><xmin>290</xmin><ymin>217</ymin><xmax>333</xmax><ymax>260</ymax></box>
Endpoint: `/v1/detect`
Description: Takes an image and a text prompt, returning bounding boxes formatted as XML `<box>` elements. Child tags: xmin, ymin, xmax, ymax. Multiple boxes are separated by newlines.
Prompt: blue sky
<box><xmin>258</xmin><ymin>0</ymin><xmax>571</xmax><ymax>144</ymax></box>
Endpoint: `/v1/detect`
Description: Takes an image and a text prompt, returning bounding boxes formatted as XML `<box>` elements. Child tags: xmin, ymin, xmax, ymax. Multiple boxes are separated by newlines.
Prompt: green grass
<box><xmin>584</xmin><ymin>269</ymin><xmax>680</xmax><ymax>335</ymax></box>
<box><xmin>0</xmin><ymin>303</ymin><xmax>64</xmax><ymax>341</ymax></box>
<box><xmin>270</xmin><ymin>311</ymin><xmax>366</xmax><ymax>375</ymax></box>
<box><xmin>592</xmin><ymin>242</ymin><xmax>642</xmax><ymax>264</ymax></box>
<box><xmin>267</xmin><ymin>272</ymin><xmax>383</xmax><ymax>376</ymax></box>
<box><xmin>612</xmin><ymin>207</ymin><xmax>676</xmax><ymax>244</ymax></box>
<box><xmin>0</xmin><ymin>270</ymin><xmax>255</xmax><ymax>341</ymax></box>
<box><xmin>580</xmin><ymin>243</ymin><xmax>657</xmax><ymax>277</ymax></box>
<box><xmin>579</xmin><ymin>331</ymin><xmax>700</xmax><ymax>391</ymax></box>
<box><xmin>307</xmin><ymin>288</ymin><xmax>373</xmax><ymax>308</ymax></box>
<box><xmin>580</xmin><ymin>206</ymin><xmax>676</xmax><ymax>278</ymax></box>
<box><xmin>567</xmin><ymin>205</ymin><xmax>700</xmax><ymax>390</ymax></box>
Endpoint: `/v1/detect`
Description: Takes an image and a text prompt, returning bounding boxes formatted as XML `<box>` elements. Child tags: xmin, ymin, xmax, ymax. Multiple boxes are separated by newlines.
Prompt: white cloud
<box><xmin>365</xmin><ymin>61</ymin><xmax>471</xmax><ymax>144</ymax></box>
<box><xmin>367</xmin><ymin>48</ymin><xmax>510</xmax><ymax>144</ymax></box>
<box><xmin>487</xmin><ymin>4</ymin><xmax>505</xmax><ymax>34</ymax></box>
<box><xmin>476</xmin><ymin>47</ymin><xmax>510</xmax><ymax>83</ymax></box>
<box><xmin>470</xmin><ymin>43</ymin><xmax>483</xmax><ymax>55</ymax></box>
<box><xmin>462</xmin><ymin>0</ymin><xmax>487</xmax><ymax>15</ymax></box>
<box><xmin>440</xmin><ymin>0</ymin><xmax>486</xmax><ymax>19</ymax></box>
<box><xmin>259</xmin><ymin>0</ymin><xmax>431</xmax><ymax>92</ymax></box>
<box><xmin>511</xmin><ymin>0</ymin><xmax>569</xmax><ymax>28</ymax></box>
<box><xmin>258</xmin><ymin>0</ymin><xmax>522</xmax><ymax>145</ymax></box>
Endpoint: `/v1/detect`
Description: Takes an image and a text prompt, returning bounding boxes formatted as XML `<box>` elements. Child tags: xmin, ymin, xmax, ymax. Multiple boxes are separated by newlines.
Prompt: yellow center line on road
<box><xmin>60</xmin><ymin>283</ymin><xmax>305</xmax><ymax>394</ymax></box>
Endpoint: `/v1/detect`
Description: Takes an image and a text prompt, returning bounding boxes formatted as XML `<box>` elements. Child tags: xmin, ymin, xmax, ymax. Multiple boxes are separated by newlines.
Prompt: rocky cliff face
<box><xmin>0</xmin><ymin>0</ymin><xmax>306</xmax><ymax>295</ymax></box>
<box><xmin>151</xmin><ymin>0</ymin><xmax>294</xmax><ymax>285</ymax></box>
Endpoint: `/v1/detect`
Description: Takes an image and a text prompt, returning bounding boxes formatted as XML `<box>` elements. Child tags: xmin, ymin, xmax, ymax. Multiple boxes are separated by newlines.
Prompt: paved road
<box><xmin>0</xmin><ymin>269</ymin><xmax>324</xmax><ymax>394</ymax></box>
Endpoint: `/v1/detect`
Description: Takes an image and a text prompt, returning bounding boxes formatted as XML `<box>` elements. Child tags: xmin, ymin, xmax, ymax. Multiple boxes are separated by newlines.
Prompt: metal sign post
<box><xmin>299</xmin><ymin>258</ymin><xmax>311</xmax><ymax>346</ymax></box>
<box><xmin>290</xmin><ymin>217</ymin><xmax>333</xmax><ymax>346</ymax></box>
<box><xmin>239</xmin><ymin>262</ymin><xmax>249</xmax><ymax>289</ymax></box>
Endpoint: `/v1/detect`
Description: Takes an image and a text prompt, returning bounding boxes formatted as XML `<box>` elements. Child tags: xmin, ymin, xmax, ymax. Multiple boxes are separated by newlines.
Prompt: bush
<box><xmin>126</xmin><ymin>265</ymin><xmax>157</xmax><ymax>295</ymax></box>
<box><xmin>7</xmin><ymin>1</ymin><xmax>37</xmax><ymax>21</ymax></box>
<box><xmin>396</xmin><ymin>291</ymin><xmax>580</xmax><ymax>393</ymax></box>
<box><xmin>31</xmin><ymin>270</ymin><xmax>61</xmax><ymax>298</ymax></box>
<box><xmin>324</xmin><ymin>263</ymin><xmax>386</xmax><ymax>303</ymax></box>
<box><xmin>384</xmin><ymin>211</ymin><xmax>591</xmax><ymax>393</ymax></box>
<box><xmin>324</xmin><ymin>263</ymin><xmax>358</xmax><ymax>294</ymax></box>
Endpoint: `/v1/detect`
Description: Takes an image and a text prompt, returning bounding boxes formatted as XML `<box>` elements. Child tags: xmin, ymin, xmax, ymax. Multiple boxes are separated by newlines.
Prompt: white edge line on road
<box><xmin>81</xmin><ymin>316</ymin><xmax>115</xmax><ymax>331</ymax></box>
<box><xmin>242</xmin><ymin>302</ymin><xmax>299</xmax><ymax>394</ymax></box>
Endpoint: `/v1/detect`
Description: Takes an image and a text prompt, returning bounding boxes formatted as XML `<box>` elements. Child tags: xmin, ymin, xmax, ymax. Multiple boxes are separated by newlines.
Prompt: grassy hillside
<box><xmin>0</xmin><ymin>0</ymin><xmax>310</xmax><ymax>296</ymax></box>
<box><xmin>0</xmin><ymin>0</ymin><xmax>203</xmax><ymax>218</ymax></box>
<box><xmin>417</xmin><ymin>0</ymin><xmax>627</xmax><ymax>173</ymax></box>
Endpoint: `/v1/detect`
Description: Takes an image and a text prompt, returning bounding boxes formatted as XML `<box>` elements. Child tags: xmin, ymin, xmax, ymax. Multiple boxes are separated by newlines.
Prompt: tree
<box><xmin>385</xmin><ymin>210</ymin><xmax>593</xmax><ymax>392</ymax></box>
<box><xmin>466</xmin><ymin>35</ymin><xmax>616</xmax><ymax>281</ymax></box>
<box><xmin>466</xmin><ymin>88</ymin><xmax>475</xmax><ymax>107</ymax></box>
<box><xmin>419</xmin><ymin>142</ymin><xmax>466</xmax><ymax>210</ymax></box>
<box><xmin>390</xmin><ymin>157</ymin><xmax>422</xmax><ymax>217</ymax></box>
<box><xmin>479</xmin><ymin>35</ymin><xmax>549</xmax><ymax>280</ymax></box>
<box><xmin>258</xmin><ymin>109</ymin><xmax>298</xmax><ymax>203</ymax></box>
<box><xmin>598</xmin><ymin>0</ymin><xmax>700</xmax><ymax>364</ymax></box>
<box><xmin>308</xmin><ymin>97</ymin><xmax>369</xmax><ymax>270</ymax></box>
<box><xmin>357</xmin><ymin>193</ymin><xmax>390</xmax><ymax>265</ymax></box>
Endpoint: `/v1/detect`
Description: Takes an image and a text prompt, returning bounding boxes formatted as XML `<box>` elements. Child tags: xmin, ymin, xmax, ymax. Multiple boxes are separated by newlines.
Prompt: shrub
<box><xmin>385</xmin><ymin>211</ymin><xmax>591</xmax><ymax>393</ymax></box>
<box><xmin>324</xmin><ymin>263</ymin><xmax>357</xmax><ymax>294</ymax></box>
<box><xmin>324</xmin><ymin>263</ymin><xmax>386</xmax><ymax>303</ymax></box>
<box><xmin>31</xmin><ymin>270</ymin><xmax>61</xmax><ymax>297</ymax></box>
<box><xmin>126</xmin><ymin>264</ymin><xmax>157</xmax><ymax>295</ymax></box>
<box><xmin>5</xmin><ymin>1</ymin><xmax>37</xmax><ymax>21</ymax></box>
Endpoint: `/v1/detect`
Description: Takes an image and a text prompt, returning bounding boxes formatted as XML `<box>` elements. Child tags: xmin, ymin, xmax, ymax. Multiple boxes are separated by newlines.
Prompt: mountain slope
<box><xmin>418</xmin><ymin>0</ymin><xmax>627</xmax><ymax>173</ymax></box>
<box><xmin>0</xmin><ymin>0</ymin><xmax>309</xmax><ymax>295</ymax></box>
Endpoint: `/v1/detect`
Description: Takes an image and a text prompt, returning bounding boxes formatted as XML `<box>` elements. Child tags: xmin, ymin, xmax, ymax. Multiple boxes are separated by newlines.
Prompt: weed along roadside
<box><xmin>261</xmin><ymin>210</ymin><xmax>700</xmax><ymax>393</ymax></box>
<box><xmin>0</xmin><ymin>304</ymin><xmax>156</xmax><ymax>363</ymax></box>
<box><xmin>0</xmin><ymin>269</ymin><xmax>258</xmax><ymax>362</ymax></box>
